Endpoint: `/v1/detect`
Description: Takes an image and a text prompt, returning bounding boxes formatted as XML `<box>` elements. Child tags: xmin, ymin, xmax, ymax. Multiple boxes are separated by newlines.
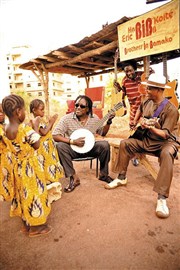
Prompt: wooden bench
<box><xmin>108</xmin><ymin>139</ymin><xmax>158</xmax><ymax>180</ymax></box>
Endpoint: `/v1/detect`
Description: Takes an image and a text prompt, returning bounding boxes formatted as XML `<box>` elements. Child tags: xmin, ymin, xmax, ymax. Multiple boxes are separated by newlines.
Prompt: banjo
<box><xmin>70</xmin><ymin>102</ymin><xmax>123</xmax><ymax>153</ymax></box>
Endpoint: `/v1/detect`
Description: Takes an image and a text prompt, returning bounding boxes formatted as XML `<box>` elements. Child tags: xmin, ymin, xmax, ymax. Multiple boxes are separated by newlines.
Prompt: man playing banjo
<box><xmin>52</xmin><ymin>95</ymin><xmax>116</xmax><ymax>193</ymax></box>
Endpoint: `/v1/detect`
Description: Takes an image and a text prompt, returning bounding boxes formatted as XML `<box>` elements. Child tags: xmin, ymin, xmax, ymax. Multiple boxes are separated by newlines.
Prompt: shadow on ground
<box><xmin>0</xmin><ymin>153</ymin><xmax>180</xmax><ymax>270</ymax></box>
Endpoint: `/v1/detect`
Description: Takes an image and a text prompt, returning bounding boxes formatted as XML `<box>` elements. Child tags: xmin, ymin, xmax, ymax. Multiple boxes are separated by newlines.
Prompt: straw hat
<box><xmin>141</xmin><ymin>73</ymin><xmax>171</xmax><ymax>89</ymax></box>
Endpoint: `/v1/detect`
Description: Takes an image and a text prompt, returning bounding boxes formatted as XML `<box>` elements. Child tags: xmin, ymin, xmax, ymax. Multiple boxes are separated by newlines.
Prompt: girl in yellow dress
<box><xmin>0</xmin><ymin>103</ymin><xmax>14</xmax><ymax>202</ymax></box>
<box><xmin>29</xmin><ymin>99</ymin><xmax>63</xmax><ymax>203</ymax></box>
<box><xmin>1</xmin><ymin>95</ymin><xmax>52</xmax><ymax>237</ymax></box>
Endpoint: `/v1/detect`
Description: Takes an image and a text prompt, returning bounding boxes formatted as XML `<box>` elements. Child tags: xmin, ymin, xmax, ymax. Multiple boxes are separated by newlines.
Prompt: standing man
<box><xmin>114</xmin><ymin>60</ymin><xmax>142</xmax><ymax>166</ymax></box>
<box><xmin>105</xmin><ymin>74</ymin><xmax>179</xmax><ymax>219</ymax></box>
<box><xmin>52</xmin><ymin>95</ymin><xmax>115</xmax><ymax>193</ymax></box>
<box><xmin>114</xmin><ymin>60</ymin><xmax>154</xmax><ymax>166</ymax></box>
<box><xmin>114</xmin><ymin>60</ymin><xmax>142</xmax><ymax>128</ymax></box>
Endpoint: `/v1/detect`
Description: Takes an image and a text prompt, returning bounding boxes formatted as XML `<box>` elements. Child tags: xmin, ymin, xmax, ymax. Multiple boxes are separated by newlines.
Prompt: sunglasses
<box><xmin>75</xmin><ymin>103</ymin><xmax>87</xmax><ymax>109</ymax></box>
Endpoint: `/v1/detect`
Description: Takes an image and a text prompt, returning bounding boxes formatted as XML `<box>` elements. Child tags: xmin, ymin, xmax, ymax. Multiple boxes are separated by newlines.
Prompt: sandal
<box><xmin>64</xmin><ymin>176</ymin><xmax>80</xmax><ymax>193</ymax></box>
<box><xmin>20</xmin><ymin>221</ymin><xmax>30</xmax><ymax>234</ymax></box>
<box><xmin>29</xmin><ymin>224</ymin><xmax>52</xmax><ymax>238</ymax></box>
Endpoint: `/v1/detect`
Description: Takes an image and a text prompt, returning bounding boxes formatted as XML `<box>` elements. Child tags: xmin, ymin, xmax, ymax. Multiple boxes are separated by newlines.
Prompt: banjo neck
<box><xmin>92</xmin><ymin>102</ymin><xmax>123</xmax><ymax>133</ymax></box>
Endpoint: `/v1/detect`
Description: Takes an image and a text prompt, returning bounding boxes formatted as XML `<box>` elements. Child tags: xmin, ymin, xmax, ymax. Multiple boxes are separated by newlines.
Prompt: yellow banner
<box><xmin>118</xmin><ymin>0</ymin><xmax>180</xmax><ymax>61</ymax></box>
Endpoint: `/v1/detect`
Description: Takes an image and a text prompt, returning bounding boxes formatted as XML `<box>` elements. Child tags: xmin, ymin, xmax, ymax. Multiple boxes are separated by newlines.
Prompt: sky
<box><xmin>0</xmin><ymin>0</ymin><xmax>168</xmax><ymax>53</ymax></box>
<box><xmin>0</xmin><ymin>0</ymin><xmax>179</xmax><ymax>98</ymax></box>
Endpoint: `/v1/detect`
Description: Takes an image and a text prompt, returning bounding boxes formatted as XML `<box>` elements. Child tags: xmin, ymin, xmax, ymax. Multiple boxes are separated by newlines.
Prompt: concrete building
<box><xmin>6</xmin><ymin>45</ymin><xmax>89</xmax><ymax>102</ymax></box>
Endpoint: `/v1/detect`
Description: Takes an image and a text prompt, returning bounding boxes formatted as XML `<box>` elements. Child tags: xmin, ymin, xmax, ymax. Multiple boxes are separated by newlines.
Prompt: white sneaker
<box><xmin>156</xmin><ymin>199</ymin><xmax>169</xmax><ymax>218</ymax></box>
<box><xmin>104</xmin><ymin>178</ymin><xmax>127</xmax><ymax>189</ymax></box>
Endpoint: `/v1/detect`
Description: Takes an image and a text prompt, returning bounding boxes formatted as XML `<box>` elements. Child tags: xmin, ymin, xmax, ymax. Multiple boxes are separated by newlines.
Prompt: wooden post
<box><xmin>143</xmin><ymin>56</ymin><xmax>150</xmax><ymax>79</ymax></box>
<box><xmin>31</xmin><ymin>64</ymin><xmax>50</xmax><ymax>118</ymax></box>
<box><xmin>85</xmin><ymin>75</ymin><xmax>90</xmax><ymax>88</ymax></box>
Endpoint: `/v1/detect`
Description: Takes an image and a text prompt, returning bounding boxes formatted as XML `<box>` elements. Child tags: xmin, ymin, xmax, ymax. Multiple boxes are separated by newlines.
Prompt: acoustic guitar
<box><xmin>163</xmin><ymin>53</ymin><xmax>179</xmax><ymax>108</ymax></box>
<box><xmin>129</xmin><ymin>118</ymin><xmax>159</xmax><ymax>140</ymax></box>
<box><xmin>70</xmin><ymin>102</ymin><xmax>123</xmax><ymax>153</ymax></box>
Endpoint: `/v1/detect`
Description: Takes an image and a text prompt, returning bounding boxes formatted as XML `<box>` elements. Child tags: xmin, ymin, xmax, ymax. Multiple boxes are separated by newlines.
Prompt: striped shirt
<box><xmin>122</xmin><ymin>71</ymin><xmax>143</xmax><ymax>123</ymax></box>
<box><xmin>52</xmin><ymin>112</ymin><xmax>103</xmax><ymax>138</ymax></box>
<box><xmin>122</xmin><ymin>72</ymin><xmax>142</xmax><ymax>104</ymax></box>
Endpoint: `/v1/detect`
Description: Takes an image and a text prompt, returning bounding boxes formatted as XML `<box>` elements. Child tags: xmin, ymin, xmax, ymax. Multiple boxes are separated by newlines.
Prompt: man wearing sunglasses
<box><xmin>105</xmin><ymin>73</ymin><xmax>179</xmax><ymax>219</ymax></box>
<box><xmin>52</xmin><ymin>95</ymin><xmax>115</xmax><ymax>192</ymax></box>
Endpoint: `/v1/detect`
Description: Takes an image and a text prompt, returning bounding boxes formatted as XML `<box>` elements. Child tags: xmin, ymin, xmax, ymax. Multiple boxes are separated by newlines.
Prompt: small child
<box><xmin>0</xmin><ymin>103</ymin><xmax>5</xmax><ymax>127</ymax></box>
<box><xmin>1</xmin><ymin>94</ymin><xmax>52</xmax><ymax>237</ymax></box>
<box><xmin>0</xmin><ymin>103</ymin><xmax>14</xmax><ymax>201</ymax></box>
<box><xmin>29</xmin><ymin>99</ymin><xmax>63</xmax><ymax>203</ymax></box>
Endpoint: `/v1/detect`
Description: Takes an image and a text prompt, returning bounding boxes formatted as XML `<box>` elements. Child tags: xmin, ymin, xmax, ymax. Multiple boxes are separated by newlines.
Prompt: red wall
<box><xmin>85</xmin><ymin>86</ymin><xmax>105</xmax><ymax>118</ymax></box>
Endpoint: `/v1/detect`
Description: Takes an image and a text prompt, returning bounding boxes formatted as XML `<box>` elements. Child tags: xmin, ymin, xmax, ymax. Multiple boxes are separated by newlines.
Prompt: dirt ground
<box><xmin>0</xmin><ymin>139</ymin><xmax>180</xmax><ymax>270</ymax></box>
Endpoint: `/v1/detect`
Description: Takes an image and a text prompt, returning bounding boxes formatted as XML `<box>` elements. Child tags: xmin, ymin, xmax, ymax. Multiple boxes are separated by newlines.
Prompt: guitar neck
<box><xmin>114</xmin><ymin>48</ymin><xmax>119</xmax><ymax>94</ymax></box>
<box><xmin>93</xmin><ymin>102</ymin><xmax>123</xmax><ymax>133</ymax></box>
<box><xmin>114</xmin><ymin>59</ymin><xmax>118</xmax><ymax>82</ymax></box>
<box><xmin>114</xmin><ymin>48</ymin><xmax>119</xmax><ymax>82</ymax></box>
<box><xmin>163</xmin><ymin>53</ymin><xmax>168</xmax><ymax>82</ymax></box>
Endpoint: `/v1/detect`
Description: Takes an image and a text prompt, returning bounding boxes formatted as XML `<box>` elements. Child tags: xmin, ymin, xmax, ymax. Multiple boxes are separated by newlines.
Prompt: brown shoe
<box><xmin>98</xmin><ymin>175</ymin><xmax>113</xmax><ymax>183</ymax></box>
<box><xmin>64</xmin><ymin>176</ymin><xmax>80</xmax><ymax>193</ymax></box>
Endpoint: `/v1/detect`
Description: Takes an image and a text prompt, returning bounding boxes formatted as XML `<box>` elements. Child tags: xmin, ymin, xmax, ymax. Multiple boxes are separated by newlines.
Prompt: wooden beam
<box><xmin>30</xmin><ymin>59</ymin><xmax>44</xmax><ymax>64</ymax></box>
<box><xmin>83</xmin><ymin>41</ymin><xmax>104</xmax><ymax>49</ymax></box>
<box><xmin>80</xmin><ymin>60</ymin><xmax>110</xmax><ymax>67</ymax></box>
<box><xmin>67</xmin><ymin>45</ymin><xmax>85</xmax><ymax>54</ymax></box>
<box><xmin>78</xmin><ymin>67</ymin><xmax>115</xmax><ymax>78</ymax></box>
<box><xmin>38</xmin><ymin>55</ymin><xmax>57</xmax><ymax>62</ymax></box>
<box><xmin>52</xmin><ymin>51</ymin><xmax>70</xmax><ymax>59</ymax></box>
<box><xmin>68</xmin><ymin>63</ymin><xmax>95</xmax><ymax>70</ymax></box>
<box><xmin>46</xmin><ymin>40</ymin><xmax>118</xmax><ymax>69</ymax></box>
<box><xmin>90</xmin><ymin>55</ymin><xmax>114</xmax><ymax>62</ymax></box>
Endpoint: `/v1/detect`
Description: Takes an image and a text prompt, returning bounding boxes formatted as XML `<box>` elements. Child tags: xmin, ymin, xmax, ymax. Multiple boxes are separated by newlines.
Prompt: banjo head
<box><xmin>70</xmin><ymin>128</ymin><xmax>95</xmax><ymax>153</ymax></box>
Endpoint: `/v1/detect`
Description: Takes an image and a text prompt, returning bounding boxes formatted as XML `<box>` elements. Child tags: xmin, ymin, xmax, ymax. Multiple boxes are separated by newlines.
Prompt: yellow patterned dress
<box><xmin>37</xmin><ymin>122</ymin><xmax>63</xmax><ymax>202</ymax></box>
<box><xmin>0</xmin><ymin>125</ymin><xmax>15</xmax><ymax>202</ymax></box>
<box><xmin>5</xmin><ymin>124</ymin><xmax>51</xmax><ymax>226</ymax></box>
<box><xmin>38</xmin><ymin>122</ymin><xmax>64</xmax><ymax>183</ymax></box>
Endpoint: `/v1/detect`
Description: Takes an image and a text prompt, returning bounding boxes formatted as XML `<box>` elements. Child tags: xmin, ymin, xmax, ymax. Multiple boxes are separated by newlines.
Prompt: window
<box><xmin>28</xmin><ymin>93</ymin><xmax>32</xmax><ymax>96</ymax></box>
<box><xmin>38</xmin><ymin>83</ymin><xmax>41</xmax><ymax>86</ymax></box>
<box><xmin>27</xmin><ymin>83</ymin><xmax>31</xmax><ymax>87</ymax></box>
<box><xmin>38</xmin><ymin>92</ymin><xmax>42</xmax><ymax>96</ymax></box>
